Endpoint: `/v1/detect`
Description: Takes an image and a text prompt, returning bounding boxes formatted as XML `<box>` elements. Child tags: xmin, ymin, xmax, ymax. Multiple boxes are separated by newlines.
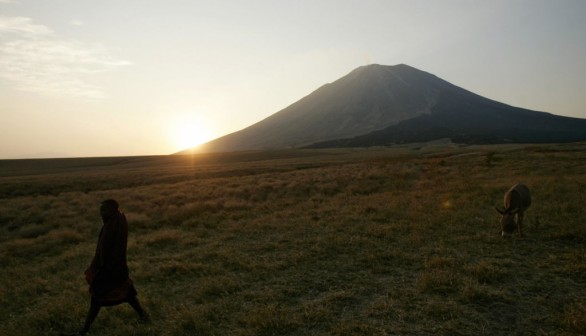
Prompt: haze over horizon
<box><xmin>1</xmin><ymin>0</ymin><xmax>585</xmax><ymax>159</ymax></box>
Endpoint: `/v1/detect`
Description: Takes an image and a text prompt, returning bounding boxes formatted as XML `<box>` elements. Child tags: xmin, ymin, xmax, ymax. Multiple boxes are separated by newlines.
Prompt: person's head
<box><xmin>100</xmin><ymin>199</ymin><xmax>119</xmax><ymax>220</ymax></box>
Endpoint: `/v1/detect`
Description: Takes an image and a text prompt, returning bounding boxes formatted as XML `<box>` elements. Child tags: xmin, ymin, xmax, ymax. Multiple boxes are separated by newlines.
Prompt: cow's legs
<box><xmin>517</xmin><ymin>212</ymin><xmax>524</xmax><ymax>237</ymax></box>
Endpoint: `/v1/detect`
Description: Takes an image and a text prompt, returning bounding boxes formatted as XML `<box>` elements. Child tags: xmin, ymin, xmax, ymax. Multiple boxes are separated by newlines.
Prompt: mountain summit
<box><xmin>181</xmin><ymin>64</ymin><xmax>586</xmax><ymax>153</ymax></box>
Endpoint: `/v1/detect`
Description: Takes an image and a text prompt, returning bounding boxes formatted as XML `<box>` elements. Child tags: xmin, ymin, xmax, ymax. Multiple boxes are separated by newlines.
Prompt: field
<box><xmin>1</xmin><ymin>143</ymin><xmax>585</xmax><ymax>335</ymax></box>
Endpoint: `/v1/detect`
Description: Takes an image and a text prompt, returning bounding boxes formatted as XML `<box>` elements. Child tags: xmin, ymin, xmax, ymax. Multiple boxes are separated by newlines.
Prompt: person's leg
<box><xmin>79</xmin><ymin>299</ymin><xmax>101</xmax><ymax>335</ymax></box>
<box><xmin>127</xmin><ymin>296</ymin><xmax>149</xmax><ymax>322</ymax></box>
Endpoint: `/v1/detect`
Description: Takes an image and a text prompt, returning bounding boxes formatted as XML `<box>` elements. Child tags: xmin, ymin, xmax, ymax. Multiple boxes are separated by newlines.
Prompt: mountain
<box><xmin>180</xmin><ymin>64</ymin><xmax>586</xmax><ymax>154</ymax></box>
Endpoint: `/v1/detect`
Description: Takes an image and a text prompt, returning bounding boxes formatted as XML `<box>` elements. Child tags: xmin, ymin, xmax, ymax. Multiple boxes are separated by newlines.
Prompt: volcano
<box><xmin>179</xmin><ymin>64</ymin><xmax>586</xmax><ymax>154</ymax></box>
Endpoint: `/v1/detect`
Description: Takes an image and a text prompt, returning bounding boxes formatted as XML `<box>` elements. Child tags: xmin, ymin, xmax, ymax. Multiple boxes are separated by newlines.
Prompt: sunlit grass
<box><xmin>1</xmin><ymin>143</ymin><xmax>585</xmax><ymax>335</ymax></box>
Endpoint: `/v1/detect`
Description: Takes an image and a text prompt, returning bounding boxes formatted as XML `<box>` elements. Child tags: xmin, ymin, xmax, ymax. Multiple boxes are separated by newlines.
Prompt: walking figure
<box><xmin>78</xmin><ymin>199</ymin><xmax>148</xmax><ymax>334</ymax></box>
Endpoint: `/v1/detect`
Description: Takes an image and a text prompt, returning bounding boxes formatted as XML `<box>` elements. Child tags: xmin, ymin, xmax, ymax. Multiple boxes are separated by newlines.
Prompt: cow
<box><xmin>495</xmin><ymin>183</ymin><xmax>531</xmax><ymax>238</ymax></box>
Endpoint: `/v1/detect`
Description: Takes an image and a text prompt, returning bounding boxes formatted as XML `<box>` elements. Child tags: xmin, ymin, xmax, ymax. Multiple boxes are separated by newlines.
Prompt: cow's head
<box><xmin>496</xmin><ymin>207</ymin><xmax>519</xmax><ymax>238</ymax></box>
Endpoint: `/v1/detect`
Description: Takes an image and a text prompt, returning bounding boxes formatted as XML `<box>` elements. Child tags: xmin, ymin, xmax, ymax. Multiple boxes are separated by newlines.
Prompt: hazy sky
<box><xmin>1</xmin><ymin>0</ymin><xmax>585</xmax><ymax>158</ymax></box>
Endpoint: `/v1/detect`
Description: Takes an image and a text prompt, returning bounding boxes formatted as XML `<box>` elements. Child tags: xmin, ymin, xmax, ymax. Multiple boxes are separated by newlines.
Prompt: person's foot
<box><xmin>59</xmin><ymin>331</ymin><xmax>85</xmax><ymax>336</ymax></box>
<box><xmin>139</xmin><ymin>313</ymin><xmax>151</xmax><ymax>324</ymax></box>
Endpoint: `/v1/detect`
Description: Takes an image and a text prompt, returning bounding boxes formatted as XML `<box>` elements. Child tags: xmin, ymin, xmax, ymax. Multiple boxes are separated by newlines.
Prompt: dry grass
<box><xmin>1</xmin><ymin>143</ymin><xmax>586</xmax><ymax>335</ymax></box>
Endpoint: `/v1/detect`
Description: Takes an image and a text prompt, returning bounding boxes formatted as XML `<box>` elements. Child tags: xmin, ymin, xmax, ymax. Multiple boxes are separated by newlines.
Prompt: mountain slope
<box><xmin>187</xmin><ymin>64</ymin><xmax>456</xmax><ymax>153</ymax></box>
<box><xmin>180</xmin><ymin>64</ymin><xmax>586</xmax><ymax>154</ymax></box>
<box><xmin>309</xmin><ymin>76</ymin><xmax>586</xmax><ymax>147</ymax></box>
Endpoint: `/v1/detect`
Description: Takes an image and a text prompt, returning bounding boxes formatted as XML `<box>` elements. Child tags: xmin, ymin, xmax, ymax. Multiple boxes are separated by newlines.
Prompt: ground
<box><xmin>1</xmin><ymin>143</ymin><xmax>585</xmax><ymax>335</ymax></box>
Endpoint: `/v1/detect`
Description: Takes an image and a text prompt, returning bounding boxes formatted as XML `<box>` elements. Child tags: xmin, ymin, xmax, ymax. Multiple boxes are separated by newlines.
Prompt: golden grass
<box><xmin>1</xmin><ymin>143</ymin><xmax>586</xmax><ymax>335</ymax></box>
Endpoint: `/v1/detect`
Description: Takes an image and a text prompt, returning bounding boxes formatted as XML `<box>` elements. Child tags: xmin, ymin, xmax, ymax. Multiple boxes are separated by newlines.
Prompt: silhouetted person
<box><xmin>78</xmin><ymin>199</ymin><xmax>148</xmax><ymax>334</ymax></box>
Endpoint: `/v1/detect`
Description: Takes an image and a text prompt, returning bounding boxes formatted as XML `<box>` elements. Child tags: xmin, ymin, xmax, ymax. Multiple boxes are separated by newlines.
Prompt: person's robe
<box><xmin>85</xmin><ymin>211</ymin><xmax>137</xmax><ymax>306</ymax></box>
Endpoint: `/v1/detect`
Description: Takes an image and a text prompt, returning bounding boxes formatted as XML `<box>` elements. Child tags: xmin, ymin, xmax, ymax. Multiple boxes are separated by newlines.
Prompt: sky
<box><xmin>1</xmin><ymin>0</ymin><xmax>585</xmax><ymax>159</ymax></box>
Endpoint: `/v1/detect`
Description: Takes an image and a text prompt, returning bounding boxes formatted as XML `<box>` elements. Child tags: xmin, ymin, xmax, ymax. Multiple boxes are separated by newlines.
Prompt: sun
<box><xmin>168</xmin><ymin>115</ymin><xmax>215</xmax><ymax>151</ymax></box>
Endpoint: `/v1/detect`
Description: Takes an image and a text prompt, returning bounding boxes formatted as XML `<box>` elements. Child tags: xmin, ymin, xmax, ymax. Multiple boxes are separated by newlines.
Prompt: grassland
<box><xmin>1</xmin><ymin>143</ymin><xmax>585</xmax><ymax>335</ymax></box>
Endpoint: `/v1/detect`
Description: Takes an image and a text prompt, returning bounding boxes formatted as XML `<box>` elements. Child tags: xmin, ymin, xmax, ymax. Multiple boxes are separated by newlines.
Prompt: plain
<box><xmin>1</xmin><ymin>143</ymin><xmax>585</xmax><ymax>335</ymax></box>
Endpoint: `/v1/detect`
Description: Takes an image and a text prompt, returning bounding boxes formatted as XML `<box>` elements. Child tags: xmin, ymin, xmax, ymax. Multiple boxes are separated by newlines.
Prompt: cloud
<box><xmin>70</xmin><ymin>19</ymin><xmax>84</xmax><ymax>26</ymax></box>
<box><xmin>0</xmin><ymin>16</ymin><xmax>52</xmax><ymax>35</ymax></box>
<box><xmin>0</xmin><ymin>16</ymin><xmax>130</xmax><ymax>100</ymax></box>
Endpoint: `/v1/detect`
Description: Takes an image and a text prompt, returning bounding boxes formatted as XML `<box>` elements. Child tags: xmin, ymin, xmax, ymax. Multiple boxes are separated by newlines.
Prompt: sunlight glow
<box><xmin>168</xmin><ymin>115</ymin><xmax>216</xmax><ymax>151</ymax></box>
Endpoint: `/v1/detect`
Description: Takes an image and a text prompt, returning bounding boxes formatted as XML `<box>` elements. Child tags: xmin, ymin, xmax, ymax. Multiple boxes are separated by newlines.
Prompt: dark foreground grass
<box><xmin>1</xmin><ymin>143</ymin><xmax>586</xmax><ymax>335</ymax></box>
